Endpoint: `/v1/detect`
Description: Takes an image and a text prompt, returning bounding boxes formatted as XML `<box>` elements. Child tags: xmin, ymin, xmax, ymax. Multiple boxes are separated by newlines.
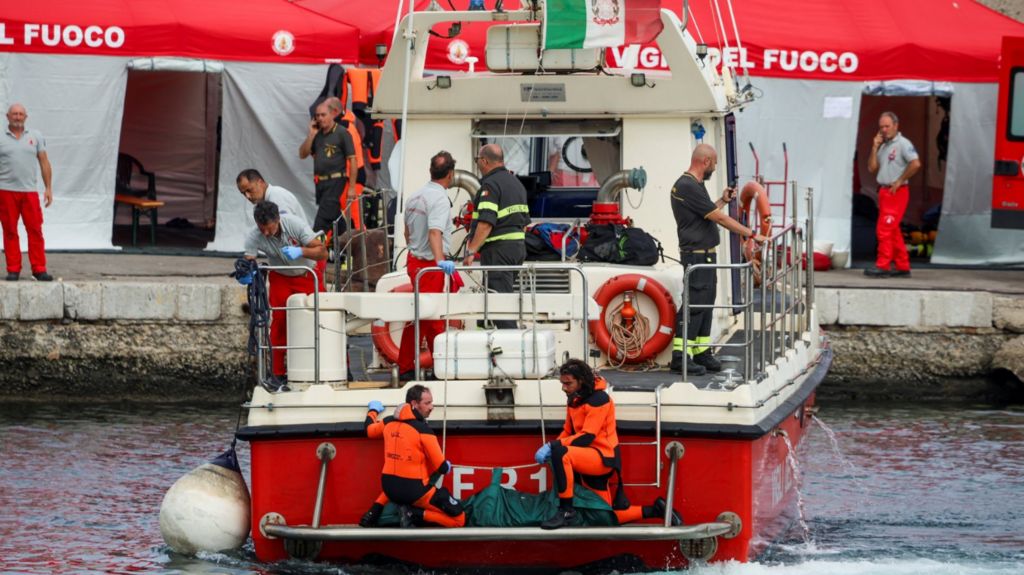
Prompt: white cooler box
<box><xmin>432</xmin><ymin>329</ymin><xmax>558</xmax><ymax>380</ymax></box>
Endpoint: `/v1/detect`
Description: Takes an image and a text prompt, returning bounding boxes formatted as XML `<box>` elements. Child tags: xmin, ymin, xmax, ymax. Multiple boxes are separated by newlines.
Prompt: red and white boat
<box><xmin>235</xmin><ymin>5</ymin><xmax>831</xmax><ymax>570</ymax></box>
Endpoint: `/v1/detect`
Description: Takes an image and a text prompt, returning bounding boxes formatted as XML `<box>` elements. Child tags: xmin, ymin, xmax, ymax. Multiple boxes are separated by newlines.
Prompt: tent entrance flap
<box><xmin>115</xmin><ymin>69</ymin><xmax>222</xmax><ymax>248</ymax></box>
<box><xmin>851</xmin><ymin>94</ymin><xmax>948</xmax><ymax>265</ymax></box>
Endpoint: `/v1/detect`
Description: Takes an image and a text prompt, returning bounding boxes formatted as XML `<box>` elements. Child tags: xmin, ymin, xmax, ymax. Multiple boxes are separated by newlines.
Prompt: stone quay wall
<box><xmin>1</xmin><ymin>282</ymin><xmax>1022</xmax><ymax>402</ymax></box>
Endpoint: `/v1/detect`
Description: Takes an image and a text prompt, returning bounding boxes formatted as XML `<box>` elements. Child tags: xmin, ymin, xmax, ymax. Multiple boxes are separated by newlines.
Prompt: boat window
<box><xmin>1011</xmin><ymin>69</ymin><xmax>1024</xmax><ymax>140</ymax></box>
<box><xmin>473</xmin><ymin>119</ymin><xmax>621</xmax><ymax>219</ymax></box>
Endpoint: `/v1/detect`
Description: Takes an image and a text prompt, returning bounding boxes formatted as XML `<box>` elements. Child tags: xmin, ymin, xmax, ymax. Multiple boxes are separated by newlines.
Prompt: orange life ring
<box><xmin>370</xmin><ymin>283</ymin><xmax>464</xmax><ymax>368</ymax></box>
<box><xmin>589</xmin><ymin>274</ymin><xmax>676</xmax><ymax>363</ymax></box>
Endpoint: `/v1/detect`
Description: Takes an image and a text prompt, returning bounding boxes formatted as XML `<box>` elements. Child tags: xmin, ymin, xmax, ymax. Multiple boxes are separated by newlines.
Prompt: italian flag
<box><xmin>543</xmin><ymin>0</ymin><xmax>664</xmax><ymax>50</ymax></box>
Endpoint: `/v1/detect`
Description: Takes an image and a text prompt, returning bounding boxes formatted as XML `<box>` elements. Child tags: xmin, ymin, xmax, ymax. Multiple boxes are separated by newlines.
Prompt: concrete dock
<box><xmin>1</xmin><ymin>252</ymin><xmax>1022</xmax><ymax>401</ymax></box>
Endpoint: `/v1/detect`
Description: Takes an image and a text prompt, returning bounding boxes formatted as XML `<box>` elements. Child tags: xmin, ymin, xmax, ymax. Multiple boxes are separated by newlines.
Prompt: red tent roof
<box><xmin>294</xmin><ymin>0</ymin><xmax>1024</xmax><ymax>81</ymax></box>
<box><xmin>0</xmin><ymin>0</ymin><xmax>361</xmax><ymax>64</ymax></box>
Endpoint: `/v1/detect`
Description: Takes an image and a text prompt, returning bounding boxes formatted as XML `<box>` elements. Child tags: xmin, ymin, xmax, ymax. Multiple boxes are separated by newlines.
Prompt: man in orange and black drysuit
<box><xmin>361</xmin><ymin>384</ymin><xmax>466</xmax><ymax>528</ymax></box>
<box><xmin>534</xmin><ymin>359</ymin><xmax>681</xmax><ymax>529</ymax></box>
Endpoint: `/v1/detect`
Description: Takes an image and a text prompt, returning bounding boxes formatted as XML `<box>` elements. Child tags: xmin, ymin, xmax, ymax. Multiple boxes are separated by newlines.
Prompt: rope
<box><xmin>456</xmin><ymin>462</ymin><xmax>542</xmax><ymax>471</ymax></box>
<box><xmin>230</xmin><ymin>259</ymin><xmax>268</xmax><ymax>358</ymax></box>
<box><xmin>606</xmin><ymin>299</ymin><xmax>651</xmax><ymax>368</ymax></box>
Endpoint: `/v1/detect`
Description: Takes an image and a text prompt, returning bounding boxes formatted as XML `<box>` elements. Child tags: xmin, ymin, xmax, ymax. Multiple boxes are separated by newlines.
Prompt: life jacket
<box><xmin>309</xmin><ymin>63</ymin><xmax>348</xmax><ymax>120</ymax></box>
<box><xmin>365</xmin><ymin>118</ymin><xmax>384</xmax><ymax>170</ymax></box>
<box><xmin>338</xmin><ymin>111</ymin><xmax>365</xmax><ymax>171</ymax></box>
<box><xmin>346</xmin><ymin>67</ymin><xmax>381</xmax><ymax>118</ymax></box>
<box><xmin>558</xmin><ymin>376</ymin><xmax>618</xmax><ymax>460</ymax></box>
<box><xmin>380</xmin><ymin>403</ymin><xmax>448</xmax><ymax>481</ymax></box>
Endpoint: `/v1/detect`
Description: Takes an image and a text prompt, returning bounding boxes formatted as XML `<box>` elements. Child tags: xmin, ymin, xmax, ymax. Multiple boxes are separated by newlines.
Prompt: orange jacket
<box><xmin>379</xmin><ymin>403</ymin><xmax>447</xmax><ymax>481</ymax></box>
<box><xmin>557</xmin><ymin>376</ymin><xmax>618</xmax><ymax>460</ymax></box>
<box><xmin>340</xmin><ymin>111</ymin><xmax>365</xmax><ymax>171</ymax></box>
<box><xmin>347</xmin><ymin>68</ymin><xmax>382</xmax><ymax>111</ymax></box>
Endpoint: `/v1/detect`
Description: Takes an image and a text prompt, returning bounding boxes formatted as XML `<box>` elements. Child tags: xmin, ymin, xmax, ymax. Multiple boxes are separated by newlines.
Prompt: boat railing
<box><xmin>681</xmin><ymin>183</ymin><xmax>816</xmax><ymax>382</ymax></box>
<box><xmin>331</xmin><ymin>187</ymin><xmax>391</xmax><ymax>293</ymax></box>
<box><xmin>681</xmin><ymin>260</ymin><xmax>755</xmax><ymax>381</ymax></box>
<box><xmin>254</xmin><ymin>264</ymin><xmax>321</xmax><ymax>387</ymax></box>
<box><xmin>411</xmin><ymin>263</ymin><xmax>591</xmax><ymax>379</ymax></box>
<box><xmin>753</xmin><ymin>184</ymin><xmax>815</xmax><ymax>377</ymax></box>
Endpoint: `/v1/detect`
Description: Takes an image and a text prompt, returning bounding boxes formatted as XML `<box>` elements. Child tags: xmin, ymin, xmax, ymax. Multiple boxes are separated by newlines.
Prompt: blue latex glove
<box><xmin>367</xmin><ymin>400</ymin><xmax>384</xmax><ymax>414</ymax></box>
<box><xmin>282</xmin><ymin>245</ymin><xmax>303</xmax><ymax>260</ymax></box>
<box><xmin>236</xmin><ymin>271</ymin><xmax>254</xmax><ymax>286</ymax></box>
<box><xmin>534</xmin><ymin>442</ymin><xmax>552</xmax><ymax>465</ymax></box>
<box><xmin>437</xmin><ymin>260</ymin><xmax>456</xmax><ymax>276</ymax></box>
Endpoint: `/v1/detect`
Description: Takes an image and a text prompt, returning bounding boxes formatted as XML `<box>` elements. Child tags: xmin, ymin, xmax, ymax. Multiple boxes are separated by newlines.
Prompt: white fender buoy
<box><xmin>159</xmin><ymin>445</ymin><xmax>251</xmax><ymax>555</ymax></box>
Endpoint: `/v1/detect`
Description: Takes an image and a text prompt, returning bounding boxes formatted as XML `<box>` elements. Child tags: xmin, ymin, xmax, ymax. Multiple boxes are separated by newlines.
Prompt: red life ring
<box><xmin>370</xmin><ymin>283</ymin><xmax>464</xmax><ymax>368</ymax></box>
<box><xmin>589</xmin><ymin>274</ymin><xmax>676</xmax><ymax>363</ymax></box>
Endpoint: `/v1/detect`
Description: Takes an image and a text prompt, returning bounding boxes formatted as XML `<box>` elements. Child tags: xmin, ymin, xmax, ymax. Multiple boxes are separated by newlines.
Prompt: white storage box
<box><xmin>486</xmin><ymin>24</ymin><xmax>602</xmax><ymax>72</ymax></box>
<box><xmin>432</xmin><ymin>329</ymin><xmax>558</xmax><ymax>380</ymax></box>
<box><xmin>287</xmin><ymin>297</ymin><xmax>347</xmax><ymax>383</ymax></box>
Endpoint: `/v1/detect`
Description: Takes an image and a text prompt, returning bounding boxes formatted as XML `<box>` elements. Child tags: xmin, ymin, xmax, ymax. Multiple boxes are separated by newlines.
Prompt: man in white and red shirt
<box><xmin>866</xmin><ymin>111</ymin><xmax>920</xmax><ymax>278</ymax></box>
<box><xmin>0</xmin><ymin>103</ymin><xmax>53</xmax><ymax>281</ymax></box>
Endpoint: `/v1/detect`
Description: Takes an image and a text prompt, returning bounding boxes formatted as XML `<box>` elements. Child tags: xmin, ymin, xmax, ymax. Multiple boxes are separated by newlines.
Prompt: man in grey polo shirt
<box><xmin>236</xmin><ymin>168</ymin><xmax>308</xmax><ymax>223</ymax></box>
<box><xmin>397</xmin><ymin>151</ymin><xmax>462</xmax><ymax>380</ymax></box>
<box><xmin>0</xmin><ymin>103</ymin><xmax>53</xmax><ymax>281</ymax></box>
<box><xmin>865</xmin><ymin>111</ymin><xmax>920</xmax><ymax>277</ymax></box>
<box><xmin>244</xmin><ymin>200</ymin><xmax>326</xmax><ymax>378</ymax></box>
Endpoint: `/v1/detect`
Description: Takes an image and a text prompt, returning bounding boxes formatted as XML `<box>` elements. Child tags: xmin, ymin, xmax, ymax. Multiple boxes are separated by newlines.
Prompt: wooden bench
<box><xmin>115</xmin><ymin>194</ymin><xmax>166</xmax><ymax>247</ymax></box>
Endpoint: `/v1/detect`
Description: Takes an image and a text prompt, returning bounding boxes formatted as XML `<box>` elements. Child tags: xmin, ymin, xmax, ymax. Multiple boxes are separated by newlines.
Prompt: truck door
<box><xmin>993</xmin><ymin>36</ymin><xmax>1024</xmax><ymax>229</ymax></box>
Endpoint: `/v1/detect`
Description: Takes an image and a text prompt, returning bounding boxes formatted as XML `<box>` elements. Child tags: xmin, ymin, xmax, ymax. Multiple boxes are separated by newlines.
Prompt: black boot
<box><xmin>541</xmin><ymin>506</ymin><xmax>577</xmax><ymax>530</ymax></box>
<box><xmin>398</xmin><ymin>505</ymin><xmax>420</xmax><ymax>528</ymax></box>
<box><xmin>359</xmin><ymin>502</ymin><xmax>384</xmax><ymax>527</ymax></box>
<box><xmin>692</xmin><ymin>350</ymin><xmax>722</xmax><ymax>372</ymax></box>
<box><xmin>670</xmin><ymin>352</ymin><xmax>706</xmax><ymax>376</ymax></box>
<box><xmin>652</xmin><ymin>497</ymin><xmax>683</xmax><ymax>526</ymax></box>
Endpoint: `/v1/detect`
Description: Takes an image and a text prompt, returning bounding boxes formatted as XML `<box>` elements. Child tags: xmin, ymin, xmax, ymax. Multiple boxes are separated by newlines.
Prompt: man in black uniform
<box><xmin>670</xmin><ymin>143</ymin><xmax>767</xmax><ymax>375</ymax></box>
<box><xmin>462</xmin><ymin>144</ymin><xmax>530</xmax><ymax>329</ymax></box>
<box><xmin>299</xmin><ymin>101</ymin><xmax>357</xmax><ymax>234</ymax></box>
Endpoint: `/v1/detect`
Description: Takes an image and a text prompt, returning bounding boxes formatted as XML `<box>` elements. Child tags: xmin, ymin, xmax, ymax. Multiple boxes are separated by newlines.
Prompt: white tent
<box><xmin>0</xmin><ymin>0</ymin><xmax>360</xmax><ymax>252</ymax></box>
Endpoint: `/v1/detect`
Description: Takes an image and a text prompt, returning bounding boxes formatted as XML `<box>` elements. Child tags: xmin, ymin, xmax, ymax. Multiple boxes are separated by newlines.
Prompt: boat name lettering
<box><xmin>451</xmin><ymin>466</ymin><xmax>549</xmax><ymax>499</ymax></box>
<box><xmin>606</xmin><ymin>45</ymin><xmax>859</xmax><ymax>75</ymax></box>
<box><xmin>0</xmin><ymin>23</ymin><xmax>126</xmax><ymax>49</ymax></box>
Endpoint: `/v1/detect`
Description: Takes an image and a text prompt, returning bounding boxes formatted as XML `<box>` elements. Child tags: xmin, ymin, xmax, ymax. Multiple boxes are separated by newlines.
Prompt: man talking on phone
<box><xmin>865</xmin><ymin>112</ymin><xmax>920</xmax><ymax>277</ymax></box>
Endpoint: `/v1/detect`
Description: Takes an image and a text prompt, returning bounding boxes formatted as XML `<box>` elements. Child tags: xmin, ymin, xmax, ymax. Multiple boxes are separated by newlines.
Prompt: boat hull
<box><xmin>242</xmin><ymin>393</ymin><xmax>817</xmax><ymax>569</ymax></box>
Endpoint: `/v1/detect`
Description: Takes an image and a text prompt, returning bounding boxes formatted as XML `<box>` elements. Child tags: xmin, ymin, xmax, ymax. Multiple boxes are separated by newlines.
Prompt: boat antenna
<box><xmin>396</xmin><ymin>0</ymin><xmax>417</xmax><ymax>215</ymax></box>
<box><xmin>724</xmin><ymin>0</ymin><xmax>753</xmax><ymax>94</ymax></box>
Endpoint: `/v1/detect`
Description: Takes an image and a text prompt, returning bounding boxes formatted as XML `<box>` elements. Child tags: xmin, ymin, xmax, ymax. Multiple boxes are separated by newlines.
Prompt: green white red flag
<box><xmin>543</xmin><ymin>0</ymin><xmax>664</xmax><ymax>50</ymax></box>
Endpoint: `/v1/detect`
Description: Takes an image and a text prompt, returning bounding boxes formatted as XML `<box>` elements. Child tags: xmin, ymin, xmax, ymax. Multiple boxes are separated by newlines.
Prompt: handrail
<box><xmin>255</xmin><ymin>264</ymin><xmax>321</xmax><ymax>386</ymax></box>
<box><xmin>332</xmin><ymin>188</ymin><xmax>391</xmax><ymax>293</ymax></box>
<box><xmin>263</xmin><ymin>521</ymin><xmax>735</xmax><ymax>542</ymax></box>
<box><xmin>412</xmin><ymin>263</ymin><xmax>591</xmax><ymax>379</ymax></box>
<box><xmin>680</xmin><ymin>261</ymin><xmax>754</xmax><ymax>382</ymax></box>
<box><xmin>679</xmin><ymin>184</ymin><xmax>815</xmax><ymax>383</ymax></box>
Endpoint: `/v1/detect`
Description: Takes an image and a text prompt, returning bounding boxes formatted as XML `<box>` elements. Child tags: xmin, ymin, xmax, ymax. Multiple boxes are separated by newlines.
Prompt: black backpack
<box><xmin>579</xmin><ymin>224</ymin><xmax>661</xmax><ymax>266</ymax></box>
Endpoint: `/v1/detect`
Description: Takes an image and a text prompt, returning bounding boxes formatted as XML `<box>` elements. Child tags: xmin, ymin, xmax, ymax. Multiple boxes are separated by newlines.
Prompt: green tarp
<box><xmin>377</xmin><ymin>468</ymin><xmax>619</xmax><ymax>527</ymax></box>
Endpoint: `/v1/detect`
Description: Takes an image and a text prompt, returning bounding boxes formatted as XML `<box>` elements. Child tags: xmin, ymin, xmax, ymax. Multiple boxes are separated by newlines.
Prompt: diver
<box><xmin>362</xmin><ymin>385</ymin><xmax>465</xmax><ymax>528</ymax></box>
<box><xmin>535</xmin><ymin>359</ymin><xmax>682</xmax><ymax>529</ymax></box>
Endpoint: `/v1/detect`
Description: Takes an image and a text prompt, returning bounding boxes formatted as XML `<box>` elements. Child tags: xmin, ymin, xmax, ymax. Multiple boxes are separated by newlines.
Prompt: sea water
<box><xmin>1</xmin><ymin>402</ymin><xmax>1021</xmax><ymax>574</ymax></box>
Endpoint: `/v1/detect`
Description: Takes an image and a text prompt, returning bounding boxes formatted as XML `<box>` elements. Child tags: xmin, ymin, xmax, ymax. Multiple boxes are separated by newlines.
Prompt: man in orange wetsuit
<box><xmin>535</xmin><ymin>359</ymin><xmax>682</xmax><ymax>529</ymax></box>
<box><xmin>363</xmin><ymin>385</ymin><xmax>465</xmax><ymax>528</ymax></box>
